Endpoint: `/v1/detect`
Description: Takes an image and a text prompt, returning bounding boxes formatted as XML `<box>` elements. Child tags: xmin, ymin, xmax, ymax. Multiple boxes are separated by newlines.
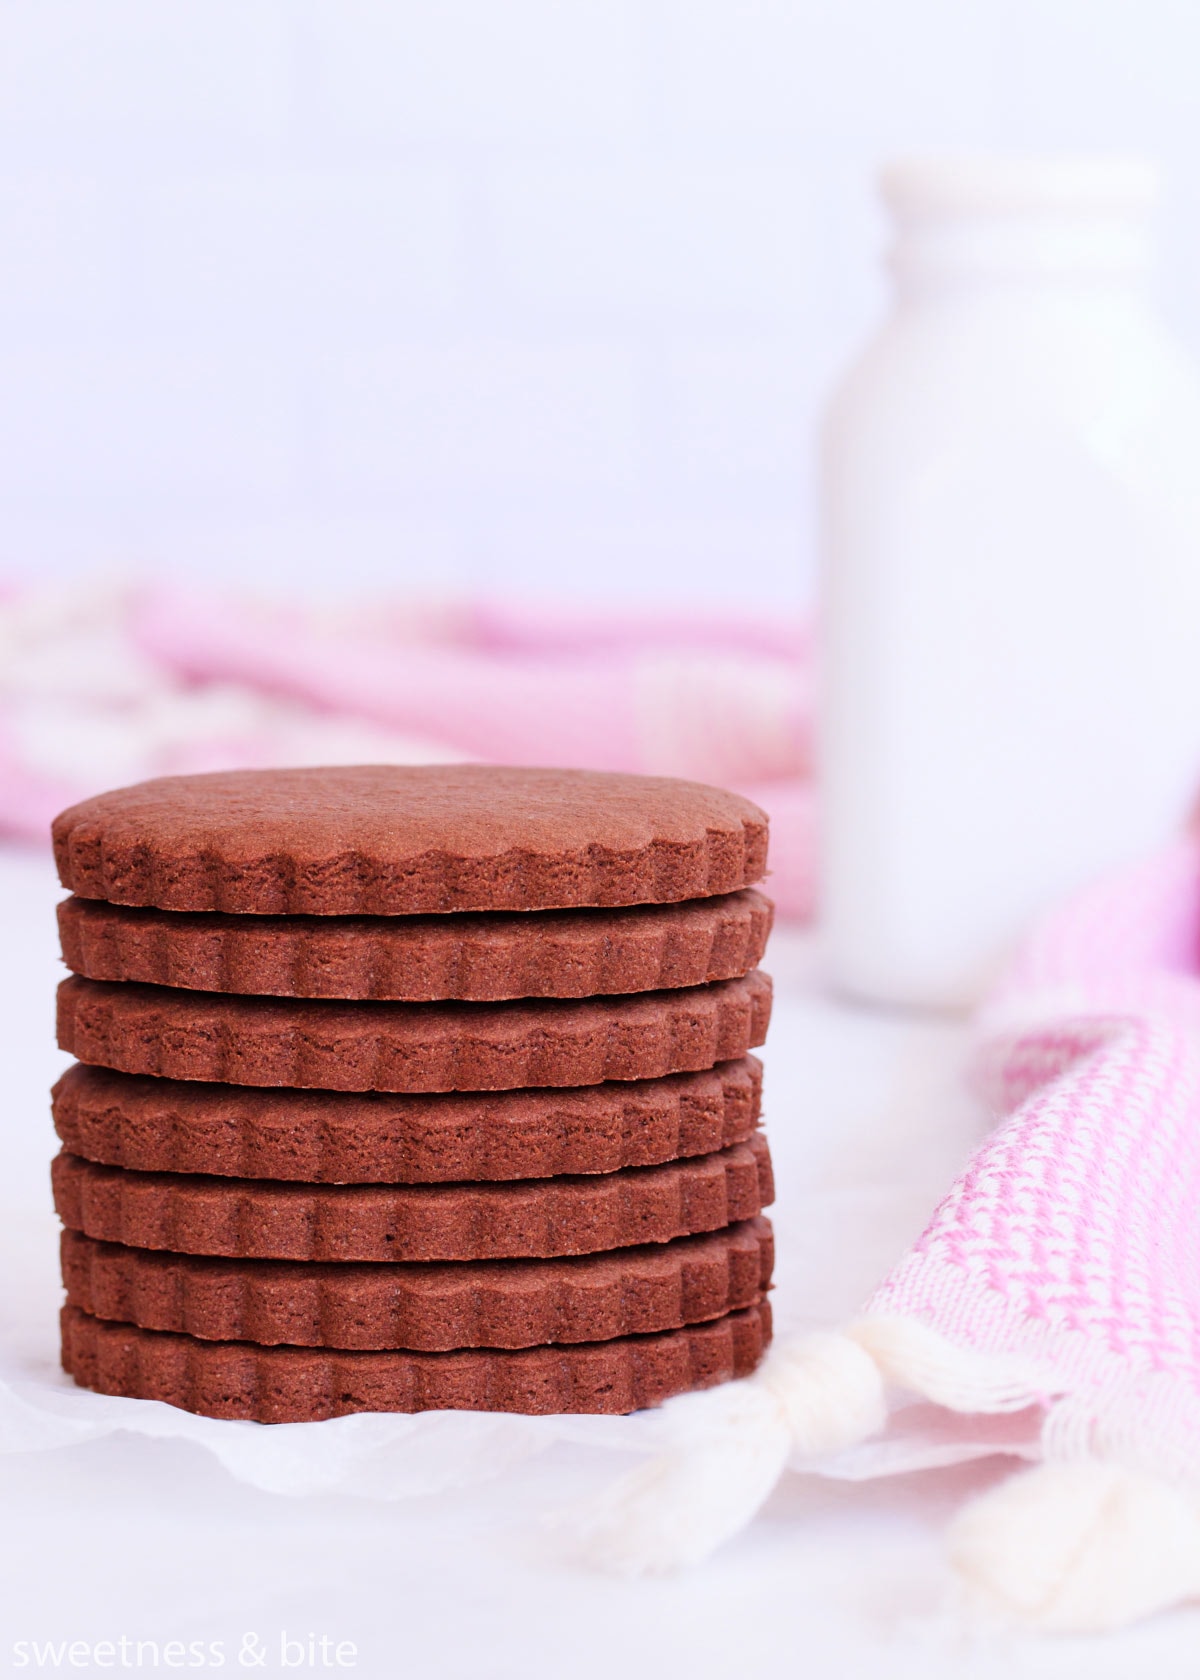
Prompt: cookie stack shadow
<box><xmin>49</xmin><ymin>766</ymin><xmax>776</xmax><ymax>1422</ymax></box>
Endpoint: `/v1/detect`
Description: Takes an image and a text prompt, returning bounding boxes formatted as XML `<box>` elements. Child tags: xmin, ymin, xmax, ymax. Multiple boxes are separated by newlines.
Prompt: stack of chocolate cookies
<box><xmin>49</xmin><ymin>766</ymin><xmax>775</xmax><ymax>1422</ymax></box>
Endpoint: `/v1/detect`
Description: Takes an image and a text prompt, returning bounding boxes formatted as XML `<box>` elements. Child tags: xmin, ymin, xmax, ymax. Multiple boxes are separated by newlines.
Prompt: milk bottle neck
<box><xmin>883</xmin><ymin>156</ymin><xmax>1158</xmax><ymax>305</ymax></box>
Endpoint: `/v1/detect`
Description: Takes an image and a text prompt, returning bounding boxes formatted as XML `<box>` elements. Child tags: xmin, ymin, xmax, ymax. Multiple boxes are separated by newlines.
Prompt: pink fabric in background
<box><xmin>133</xmin><ymin>586</ymin><xmax>809</xmax><ymax>786</ymax></box>
<box><xmin>0</xmin><ymin>727</ymin><xmax>78</xmax><ymax>843</ymax></box>
<box><xmin>868</xmin><ymin>837</ymin><xmax>1200</xmax><ymax>1480</ymax></box>
<box><xmin>0</xmin><ymin>579</ymin><xmax>814</xmax><ymax>917</ymax></box>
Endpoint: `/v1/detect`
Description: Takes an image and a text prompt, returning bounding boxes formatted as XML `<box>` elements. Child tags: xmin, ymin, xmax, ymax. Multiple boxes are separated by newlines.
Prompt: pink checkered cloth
<box><xmin>867</xmin><ymin>836</ymin><xmax>1200</xmax><ymax>1480</ymax></box>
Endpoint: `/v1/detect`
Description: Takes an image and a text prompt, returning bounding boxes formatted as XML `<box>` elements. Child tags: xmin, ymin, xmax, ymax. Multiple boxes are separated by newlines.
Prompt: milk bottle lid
<box><xmin>881</xmin><ymin>155</ymin><xmax>1159</xmax><ymax>218</ymax></box>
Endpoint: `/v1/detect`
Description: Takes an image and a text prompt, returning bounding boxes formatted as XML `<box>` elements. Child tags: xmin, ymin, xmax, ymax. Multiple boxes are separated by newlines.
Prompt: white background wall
<box><xmin>1</xmin><ymin>0</ymin><xmax>1199</xmax><ymax>605</ymax></box>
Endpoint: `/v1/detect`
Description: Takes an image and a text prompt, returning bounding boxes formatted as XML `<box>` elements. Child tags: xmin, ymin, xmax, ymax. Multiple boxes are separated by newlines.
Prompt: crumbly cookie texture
<box><xmin>59</xmin><ymin>1218</ymin><xmax>774</xmax><ymax>1350</ymax></box>
<box><xmin>56</xmin><ymin>889</ymin><xmax>774</xmax><ymax>1001</ymax></box>
<box><xmin>51</xmin><ymin>1134</ymin><xmax>775</xmax><ymax>1262</ymax></box>
<box><xmin>56</xmin><ymin>971</ymin><xmax>773</xmax><ymax>1092</ymax></box>
<box><xmin>60</xmin><ymin>1299</ymin><xmax>773</xmax><ymax>1419</ymax></box>
<box><xmin>52</xmin><ymin>765</ymin><xmax>769</xmax><ymax>915</ymax></box>
<box><xmin>51</xmin><ymin>1057</ymin><xmax>763</xmax><ymax>1182</ymax></box>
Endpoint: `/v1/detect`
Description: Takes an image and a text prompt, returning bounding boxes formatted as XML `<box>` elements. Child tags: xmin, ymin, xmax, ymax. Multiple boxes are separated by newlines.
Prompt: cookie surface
<box><xmin>52</xmin><ymin>766</ymin><xmax>768</xmax><ymax>915</ymax></box>
<box><xmin>60</xmin><ymin>1218</ymin><xmax>773</xmax><ymax>1350</ymax></box>
<box><xmin>57</xmin><ymin>972</ymin><xmax>772</xmax><ymax>1092</ymax></box>
<box><xmin>60</xmin><ymin>1298</ymin><xmax>772</xmax><ymax>1419</ymax></box>
<box><xmin>51</xmin><ymin>1058</ymin><xmax>763</xmax><ymax>1182</ymax></box>
<box><xmin>57</xmin><ymin>889</ymin><xmax>773</xmax><ymax>1001</ymax></box>
<box><xmin>52</xmin><ymin>1134</ymin><xmax>774</xmax><ymax>1261</ymax></box>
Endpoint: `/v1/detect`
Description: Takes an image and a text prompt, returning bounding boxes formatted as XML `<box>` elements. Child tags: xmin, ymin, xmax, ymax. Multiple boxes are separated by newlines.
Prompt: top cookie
<box><xmin>52</xmin><ymin>766</ymin><xmax>768</xmax><ymax>916</ymax></box>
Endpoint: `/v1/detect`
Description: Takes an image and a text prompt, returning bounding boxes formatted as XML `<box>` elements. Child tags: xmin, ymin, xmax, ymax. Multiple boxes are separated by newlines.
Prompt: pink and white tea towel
<box><xmin>586</xmin><ymin>837</ymin><xmax>1200</xmax><ymax>1633</ymax></box>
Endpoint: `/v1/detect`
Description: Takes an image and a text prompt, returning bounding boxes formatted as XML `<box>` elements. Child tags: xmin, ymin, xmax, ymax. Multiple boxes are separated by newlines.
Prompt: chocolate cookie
<box><xmin>51</xmin><ymin>1058</ymin><xmax>763</xmax><ymax>1182</ymax></box>
<box><xmin>51</xmin><ymin>1135</ymin><xmax>774</xmax><ymax>1261</ymax></box>
<box><xmin>52</xmin><ymin>766</ymin><xmax>768</xmax><ymax>915</ymax></box>
<box><xmin>60</xmin><ymin>1219</ymin><xmax>773</xmax><ymax>1350</ymax></box>
<box><xmin>56</xmin><ymin>972</ymin><xmax>772</xmax><ymax>1092</ymax></box>
<box><xmin>60</xmin><ymin>1299</ymin><xmax>772</xmax><ymax>1419</ymax></box>
<box><xmin>57</xmin><ymin>889</ymin><xmax>774</xmax><ymax>1001</ymax></box>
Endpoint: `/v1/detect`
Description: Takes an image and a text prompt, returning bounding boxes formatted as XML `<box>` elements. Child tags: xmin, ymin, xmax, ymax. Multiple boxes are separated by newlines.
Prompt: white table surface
<box><xmin>2</xmin><ymin>846</ymin><xmax>1198</xmax><ymax>1678</ymax></box>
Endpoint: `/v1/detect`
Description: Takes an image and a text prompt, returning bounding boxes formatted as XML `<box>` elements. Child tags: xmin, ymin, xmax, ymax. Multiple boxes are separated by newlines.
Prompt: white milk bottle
<box><xmin>820</xmin><ymin>157</ymin><xmax>1200</xmax><ymax>1008</ymax></box>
